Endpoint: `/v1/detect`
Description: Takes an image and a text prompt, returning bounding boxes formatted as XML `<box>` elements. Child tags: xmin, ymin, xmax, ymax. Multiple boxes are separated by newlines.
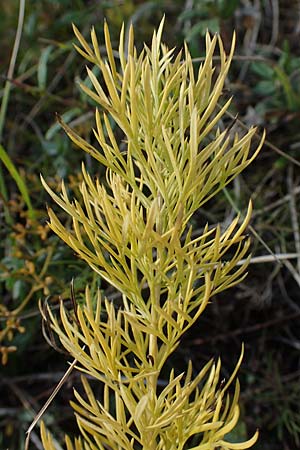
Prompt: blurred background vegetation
<box><xmin>1</xmin><ymin>1</ymin><xmax>300</xmax><ymax>449</ymax></box>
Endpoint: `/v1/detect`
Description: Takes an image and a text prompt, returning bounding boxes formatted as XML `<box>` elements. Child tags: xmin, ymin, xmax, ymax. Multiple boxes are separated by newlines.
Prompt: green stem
<box><xmin>0</xmin><ymin>0</ymin><xmax>26</xmax><ymax>223</ymax></box>
<box><xmin>0</xmin><ymin>144</ymin><xmax>35</xmax><ymax>219</ymax></box>
<box><xmin>144</xmin><ymin>193</ymin><xmax>163</xmax><ymax>450</ymax></box>
<box><xmin>150</xmin><ymin>192</ymin><xmax>163</xmax><ymax>372</ymax></box>
<box><xmin>0</xmin><ymin>0</ymin><xmax>26</xmax><ymax>142</ymax></box>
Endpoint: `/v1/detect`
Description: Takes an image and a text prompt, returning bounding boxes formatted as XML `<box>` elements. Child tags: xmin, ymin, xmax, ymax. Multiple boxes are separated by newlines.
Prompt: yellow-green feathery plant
<box><xmin>40</xmin><ymin>18</ymin><xmax>264</xmax><ymax>450</ymax></box>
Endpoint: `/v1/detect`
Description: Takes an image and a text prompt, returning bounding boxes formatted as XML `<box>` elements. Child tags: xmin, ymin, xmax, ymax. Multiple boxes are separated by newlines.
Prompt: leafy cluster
<box><xmin>40</xmin><ymin>18</ymin><xmax>263</xmax><ymax>450</ymax></box>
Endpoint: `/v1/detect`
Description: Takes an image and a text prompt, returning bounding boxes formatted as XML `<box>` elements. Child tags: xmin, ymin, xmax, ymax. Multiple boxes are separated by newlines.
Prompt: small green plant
<box><xmin>39</xmin><ymin>18</ymin><xmax>264</xmax><ymax>449</ymax></box>
<box><xmin>251</xmin><ymin>42</ymin><xmax>300</xmax><ymax>114</ymax></box>
<box><xmin>178</xmin><ymin>0</ymin><xmax>239</xmax><ymax>43</ymax></box>
<box><xmin>254</xmin><ymin>355</ymin><xmax>300</xmax><ymax>448</ymax></box>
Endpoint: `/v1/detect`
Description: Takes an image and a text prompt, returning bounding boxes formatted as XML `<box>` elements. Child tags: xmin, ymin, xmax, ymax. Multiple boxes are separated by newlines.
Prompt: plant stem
<box><xmin>0</xmin><ymin>0</ymin><xmax>26</xmax><ymax>223</ymax></box>
<box><xmin>145</xmin><ymin>192</ymin><xmax>164</xmax><ymax>449</ymax></box>
<box><xmin>0</xmin><ymin>0</ymin><xmax>26</xmax><ymax>142</ymax></box>
<box><xmin>150</xmin><ymin>191</ymin><xmax>163</xmax><ymax>374</ymax></box>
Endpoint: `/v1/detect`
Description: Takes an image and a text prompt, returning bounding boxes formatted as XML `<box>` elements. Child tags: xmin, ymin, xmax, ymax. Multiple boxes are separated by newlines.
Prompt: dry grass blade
<box><xmin>221</xmin><ymin>105</ymin><xmax>300</xmax><ymax>168</ymax></box>
<box><xmin>24</xmin><ymin>358</ymin><xmax>78</xmax><ymax>450</ymax></box>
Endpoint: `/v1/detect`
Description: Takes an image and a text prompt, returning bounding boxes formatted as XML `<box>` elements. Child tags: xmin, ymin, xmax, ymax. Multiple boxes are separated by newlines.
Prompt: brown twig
<box><xmin>190</xmin><ymin>311</ymin><xmax>300</xmax><ymax>346</ymax></box>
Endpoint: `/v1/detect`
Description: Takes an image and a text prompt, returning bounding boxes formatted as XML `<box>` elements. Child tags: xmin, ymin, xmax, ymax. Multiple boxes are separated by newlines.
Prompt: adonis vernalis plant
<box><xmin>40</xmin><ymin>18</ymin><xmax>264</xmax><ymax>450</ymax></box>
